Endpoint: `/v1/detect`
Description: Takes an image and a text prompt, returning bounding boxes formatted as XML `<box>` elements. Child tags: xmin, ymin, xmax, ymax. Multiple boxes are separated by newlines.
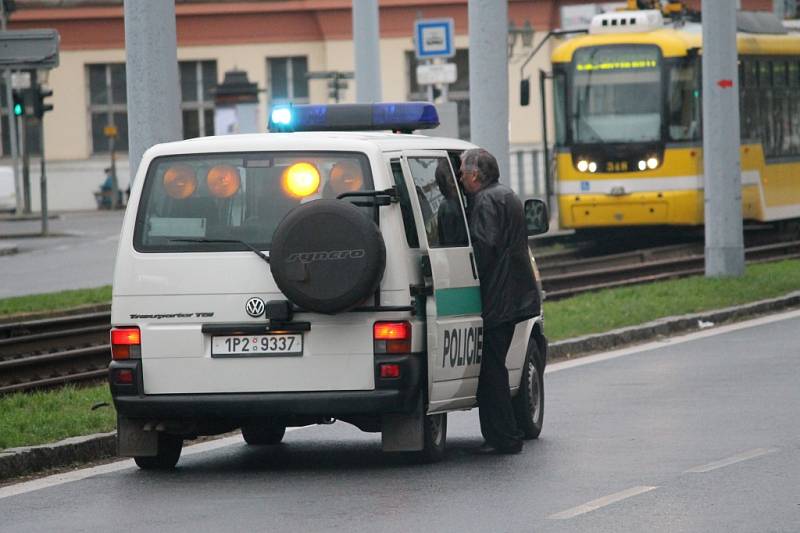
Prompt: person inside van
<box><xmin>434</xmin><ymin>158</ymin><xmax>468</xmax><ymax>247</ymax></box>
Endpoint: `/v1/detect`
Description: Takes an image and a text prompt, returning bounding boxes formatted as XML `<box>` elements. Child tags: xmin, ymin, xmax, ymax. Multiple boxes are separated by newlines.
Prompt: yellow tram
<box><xmin>550</xmin><ymin>7</ymin><xmax>800</xmax><ymax>231</ymax></box>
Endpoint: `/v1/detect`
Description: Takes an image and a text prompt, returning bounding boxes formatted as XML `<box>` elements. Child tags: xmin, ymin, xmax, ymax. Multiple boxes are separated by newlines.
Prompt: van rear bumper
<box><xmin>113</xmin><ymin>389</ymin><xmax>418</xmax><ymax>418</ymax></box>
<box><xmin>109</xmin><ymin>353</ymin><xmax>422</xmax><ymax>419</ymax></box>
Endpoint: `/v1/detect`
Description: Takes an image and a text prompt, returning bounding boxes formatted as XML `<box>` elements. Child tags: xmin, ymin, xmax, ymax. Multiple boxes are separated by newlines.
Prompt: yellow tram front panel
<box><xmin>557</xmin><ymin>144</ymin><xmax>784</xmax><ymax>228</ymax></box>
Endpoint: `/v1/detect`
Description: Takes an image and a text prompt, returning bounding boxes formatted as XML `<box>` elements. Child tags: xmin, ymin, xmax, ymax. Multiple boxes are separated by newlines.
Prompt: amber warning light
<box><xmin>163</xmin><ymin>165</ymin><xmax>197</xmax><ymax>199</ymax></box>
<box><xmin>282</xmin><ymin>162</ymin><xmax>321</xmax><ymax>198</ymax></box>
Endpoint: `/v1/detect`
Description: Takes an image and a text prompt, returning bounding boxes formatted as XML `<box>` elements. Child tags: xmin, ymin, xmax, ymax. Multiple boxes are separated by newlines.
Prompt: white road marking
<box><xmin>0</xmin><ymin>429</ymin><xmax>302</xmax><ymax>500</ymax></box>
<box><xmin>548</xmin><ymin>485</ymin><xmax>658</xmax><ymax>520</ymax></box>
<box><xmin>684</xmin><ymin>447</ymin><xmax>778</xmax><ymax>473</ymax></box>
<box><xmin>546</xmin><ymin>308</ymin><xmax>800</xmax><ymax>375</ymax></box>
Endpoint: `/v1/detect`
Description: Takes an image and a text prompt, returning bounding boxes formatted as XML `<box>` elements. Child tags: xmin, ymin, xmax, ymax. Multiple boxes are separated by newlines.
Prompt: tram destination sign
<box><xmin>0</xmin><ymin>29</ymin><xmax>60</xmax><ymax>69</ymax></box>
<box><xmin>574</xmin><ymin>45</ymin><xmax>659</xmax><ymax>72</ymax></box>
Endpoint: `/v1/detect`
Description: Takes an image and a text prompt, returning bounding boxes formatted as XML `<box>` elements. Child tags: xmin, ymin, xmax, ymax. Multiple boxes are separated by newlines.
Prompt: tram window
<box><xmin>774</xmin><ymin>62</ymin><xmax>787</xmax><ymax>88</ymax></box>
<box><xmin>668</xmin><ymin>59</ymin><xmax>700</xmax><ymax>141</ymax></box>
<box><xmin>553</xmin><ymin>71</ymin><xmax>567</xmax><ymax>146</ymax></box>
<box><xmin>758</xmin><ymin>61</ymin><xmax>772</xmax><ymax>88</ymax></box>
<box><xmin>789</xmin><ymin>62</ymin><xmax>800</xmax><ymax>87</ymax></box>
<box><xmin>743</xmin><ymin>61</ymin><xmax>758</xmax><ymax>88</ymax></box>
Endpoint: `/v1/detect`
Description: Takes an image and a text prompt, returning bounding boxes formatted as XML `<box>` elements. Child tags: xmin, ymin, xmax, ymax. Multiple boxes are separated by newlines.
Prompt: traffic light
<box><xmin>327</xmin><ymin>78</ymin><xmax>348</xmax><ymax>101</ymax></box>
<box><xmin>33</xmin><ymin>86</ymin><xmax>53</xmax><ymax>118</ymax></box>
<box><xmin>12</xmin><ymin>90</ymin><xmax>24</xmax><ymax>116</ymax></box>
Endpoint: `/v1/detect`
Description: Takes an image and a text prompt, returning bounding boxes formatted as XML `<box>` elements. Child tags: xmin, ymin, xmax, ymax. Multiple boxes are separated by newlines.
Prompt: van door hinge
<box><xmin>409</xmin><ymin>283</ymin><xmax>433</xmax><ymax>297</ymax></box>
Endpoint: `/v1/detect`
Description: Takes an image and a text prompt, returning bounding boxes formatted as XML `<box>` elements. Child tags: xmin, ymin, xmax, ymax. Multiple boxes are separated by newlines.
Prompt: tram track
<box><xmin>2</xmin><ymin>239</ymin><xmax>799</xmax><ymax>394</ymax></box>
<box><xmin>0</xmin><ymin>311</ymin><xmax>111</xmax><ymax>395</ymax></box>
<box><xmin>541</xmin><ymin>239</ymin><xmax>800</xmax><ymax>300</ymax></box>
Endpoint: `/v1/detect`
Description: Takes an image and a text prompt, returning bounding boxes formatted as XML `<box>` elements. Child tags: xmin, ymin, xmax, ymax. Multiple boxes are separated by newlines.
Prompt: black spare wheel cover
<box><xmin>270</xmin><ymin>199</ymin><xmax>386</xmax><ymax>314</ymax></box>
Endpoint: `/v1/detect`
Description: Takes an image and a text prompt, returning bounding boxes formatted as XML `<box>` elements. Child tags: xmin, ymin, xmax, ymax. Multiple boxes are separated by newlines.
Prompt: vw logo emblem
<box><xmin>245</xmin><ymin>297</ymin><xmax>266</xmax><ymax>318</ymax></box>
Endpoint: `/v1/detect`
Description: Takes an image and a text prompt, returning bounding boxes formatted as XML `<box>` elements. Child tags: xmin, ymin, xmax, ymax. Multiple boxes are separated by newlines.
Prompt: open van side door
<box><xmin>398</xmin><ymin>150</ymin><xmax>483</xmax><ymax>413</ymax></box>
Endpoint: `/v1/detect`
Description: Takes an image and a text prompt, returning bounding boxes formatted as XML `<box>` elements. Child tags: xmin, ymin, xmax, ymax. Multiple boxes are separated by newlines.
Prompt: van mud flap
<box><xmin>381</xmin><ymin>394</ymin><xmax>424</xmax><ymax>452</ymax></box>
<box><xmin>117</xmin><ymin>416</ymin><xmax>158</xmax><ymax>457</ymax></box>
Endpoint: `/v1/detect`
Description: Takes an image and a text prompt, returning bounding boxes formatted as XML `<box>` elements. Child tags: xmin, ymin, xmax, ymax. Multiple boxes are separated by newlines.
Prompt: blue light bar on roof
<box><xmin>268</xmin><ymin>102</ymin><xmax>440</xmax><ymax>133</ymax></box>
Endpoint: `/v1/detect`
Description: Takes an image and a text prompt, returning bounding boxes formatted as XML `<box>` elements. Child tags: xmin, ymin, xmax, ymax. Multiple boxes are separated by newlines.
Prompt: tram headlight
<box><xmin>588</xmin><ymin>161</ymin><xmax>598</xmax><ymax>173</ymax></box>
<box><xmin>638</xmin><ymin>160</ymin><xmax>647</xmax><ymax>171</ymax></box>
<box><xmin>577</xmin><ymin>160</ymin><xmax>589</xmax><ymax>173</ymax></box>
<box><xmin>646</xmin><ymin>157</ymin><xmax>659</xmax><ymax>170</ymax></box>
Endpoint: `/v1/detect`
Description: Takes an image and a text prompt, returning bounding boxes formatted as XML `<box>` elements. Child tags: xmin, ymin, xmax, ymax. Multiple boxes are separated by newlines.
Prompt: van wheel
<box><xmin>133</xmin><ymin>434</ymin><xmax>183</xmax><ymax>470</ymax></box>
<box><xmin>418</xmin><ymin>413</ymin><xmax>447</xmax><ymax>463</ymax></box>
<box><xmin>241</xmin><ymin>424</ymin><xmax>287</xmax><ymax>445</ymax></box>
<box><xmin>513</xmin><ymin>341</ymin><xmax>544</xmax><ymax>440</ymax></box>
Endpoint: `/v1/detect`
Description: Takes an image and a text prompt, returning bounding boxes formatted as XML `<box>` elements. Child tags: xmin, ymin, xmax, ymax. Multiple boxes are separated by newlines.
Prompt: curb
<box><xmin>2</xmin><ymin>292</ymin><xmax>800</xmax><ymax>482</ymax></box>
<box><xmin>549</xmin><ymin>291</ymin><xmax>800</xmax><ymax>358</ymax></box>
<box><xmin>0</xmin><ymin>244</ymin><xmax>17</xmax><ymax>256</ymax></box>
<box><xmin>0</xmin><ymin>432</ymin><xmax>116</xmax><ymax>481</ymax></box>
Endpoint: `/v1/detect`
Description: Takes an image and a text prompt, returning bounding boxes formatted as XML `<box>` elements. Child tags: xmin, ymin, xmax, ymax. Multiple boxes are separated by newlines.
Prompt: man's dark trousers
<box><xmin>477</xmin><ymin>322</ymin><xmax>523</xmax><ymax>450</ymax></box>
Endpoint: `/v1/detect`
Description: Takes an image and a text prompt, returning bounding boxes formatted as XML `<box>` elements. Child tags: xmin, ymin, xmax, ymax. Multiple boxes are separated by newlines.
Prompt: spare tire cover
<box><xmin>270</xmin><ymin>199</ymin><xmax>386</xmax><ymax>314</ymax></box>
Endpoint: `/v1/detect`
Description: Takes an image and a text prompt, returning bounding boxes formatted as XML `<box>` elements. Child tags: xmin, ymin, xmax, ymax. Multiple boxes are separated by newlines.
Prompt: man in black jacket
<box><xmin>459</xmin><ymin>148</ymin><xmax>541</xmax><ymax>454</ymax></box>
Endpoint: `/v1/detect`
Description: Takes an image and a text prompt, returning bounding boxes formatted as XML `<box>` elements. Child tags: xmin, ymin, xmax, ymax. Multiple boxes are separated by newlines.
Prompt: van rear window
<box><xmin>133</xmin><ymin>151</ymin><xmax>373</xmax><ymax>252</ymax></box>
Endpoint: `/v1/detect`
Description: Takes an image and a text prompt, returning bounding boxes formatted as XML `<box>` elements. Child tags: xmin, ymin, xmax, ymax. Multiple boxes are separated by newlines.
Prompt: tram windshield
<box><xmin>571</xmin><ymin>45</ymin><xmax>662</xmax><ymax>144</ymax></box>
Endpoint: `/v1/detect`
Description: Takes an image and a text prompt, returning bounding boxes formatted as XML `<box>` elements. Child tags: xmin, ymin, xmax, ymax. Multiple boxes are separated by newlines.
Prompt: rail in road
<box><xmin>1</xmin><ymin>240</ymin><xmax>799</xmax><ymax>394</ymax></box>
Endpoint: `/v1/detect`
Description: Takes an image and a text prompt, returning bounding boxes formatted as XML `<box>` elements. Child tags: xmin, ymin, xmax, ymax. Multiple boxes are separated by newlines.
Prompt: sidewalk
<box><xmin>0</xmin><ymin>210</ymin><xmax>125</xmax><ymax>298</ymax></box>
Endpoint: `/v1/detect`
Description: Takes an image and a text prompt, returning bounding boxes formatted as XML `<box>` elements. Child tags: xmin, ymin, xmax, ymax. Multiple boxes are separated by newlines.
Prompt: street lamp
<box><xmin>508</xmin><ymin>19</ymin><xmax>534</xmax><ymax>58</ymax></box>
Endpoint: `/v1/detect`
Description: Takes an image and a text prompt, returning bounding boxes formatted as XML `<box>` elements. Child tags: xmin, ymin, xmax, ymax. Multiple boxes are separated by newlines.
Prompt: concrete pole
<box><xmin>702</xmin><ymin>0</ymin><xmax>744</xmax><ymax>277</ymax></box>
<box><xmin>774</xmin><ymin>0</ymin><xmax>785</xmax><ymax>20</ymax></box>
<box><xmin>123</xmin><ymin>0</ymin><xmax>182</xmax><ymax>184</ymax></box>
<box><xmin>0</xmin><ymin>5</ymin><xmax>23</xmax><ymax>216</ymax></box>
<box><xmin>468</xmin><ymin>0</ymin><xmax>510</xmax><ymax>183</ymax></box>
<box><xmin>353</xmin><ymin>0</ymin><xmax>382</xmax><ymax>103</ymax></box>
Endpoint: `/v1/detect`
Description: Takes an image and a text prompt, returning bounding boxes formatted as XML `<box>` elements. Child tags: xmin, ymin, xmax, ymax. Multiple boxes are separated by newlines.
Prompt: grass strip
<box><xmin>0</xmin><ymin>259</ymin><xmax>798</xmax><ymax>450</ymax></box>
<box><xmin>0</xmin><ymin>384</ymin><xmax>115</xmax><ymax>450</ymax></box>
<box><xmin>0</xmin><ymin>286</ymin><xmax>111</xmax><ymax>317</ymax></box>
<box><xmin>544</xmin><ymin>259</ymin><xmax>800</xmax><ymax>341</ymax></box>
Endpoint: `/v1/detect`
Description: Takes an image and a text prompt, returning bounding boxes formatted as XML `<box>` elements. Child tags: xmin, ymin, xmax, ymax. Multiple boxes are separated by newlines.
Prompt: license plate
<box><xmin>211</xmin><ymin>333</ymin><xmax>303</xmax><ymax>357</ymax></box>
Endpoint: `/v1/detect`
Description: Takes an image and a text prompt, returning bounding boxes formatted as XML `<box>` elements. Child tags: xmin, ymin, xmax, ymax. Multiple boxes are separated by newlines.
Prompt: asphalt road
<box><xmin>1</xmin><ymin>311</ymin><xmax>799</xmax><ymax>532</ymax></box>
<box><xmin>0</xmin><ymin>211</ymin><xmax>123</xmax><ymax>298</ymax></box>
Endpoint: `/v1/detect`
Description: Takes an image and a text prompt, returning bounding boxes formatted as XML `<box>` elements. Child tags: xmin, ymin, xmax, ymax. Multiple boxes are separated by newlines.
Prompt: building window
<box><xmin>406</xmin><ymin>49</ymin><xmax>470</xmax><ymax>140</ymax></box>
<box><xmin>88</xmin><ymin>63</ymin><xmax>128</xmax><ymax>154</ymax></box>
<box><xmin>267</xmin><ymin>57</ymin><xmax>309</xmax><ymax>106</ymax></box>
<box><xmin>0</xmin><ymin>82</ymin><xmax>41</xmax><ymax>157</ymax></box>
<box><xmin>180</xmin><ymin>60</ymin><xmax>217</xmax><ymax>139</ymax></box>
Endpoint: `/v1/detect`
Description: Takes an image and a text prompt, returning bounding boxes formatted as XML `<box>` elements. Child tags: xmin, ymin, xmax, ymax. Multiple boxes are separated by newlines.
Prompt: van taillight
<box><xmin>111</xmin><ymin>327</ymin><xmax>141</xmax><ymax>360</ymax></box>
<box><xmin>373</xmin><ymin>321</ymin><xmax>411</xmax><ymax>354</ymax></box>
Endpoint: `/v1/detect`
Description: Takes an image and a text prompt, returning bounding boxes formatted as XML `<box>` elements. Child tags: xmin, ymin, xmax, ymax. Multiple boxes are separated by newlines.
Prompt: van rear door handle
<box><xmin>469</xmin><ymin>252</ymin><xmax>478</xmax><ymax>279</ymax></box>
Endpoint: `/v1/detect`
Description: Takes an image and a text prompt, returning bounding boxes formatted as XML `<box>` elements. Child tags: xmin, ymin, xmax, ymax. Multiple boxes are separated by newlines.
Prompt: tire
<box><xmin>133</xmin><ymin>434</ymin><xmax>183</xmax><ymax>470</ymax></box>
<box><xmin>241</xmin><ymin>424</ymin><xmax>287</xmax><ymax>446</ymax></box>
<box><xmin>417</xmin><ymin>413</ymin><xmax>447</xmax><ymax>463</ymax></box>
<box><xmin>270</xmin><ymin>199</ymin><xmax>386</xmax><ymax>314</ymax></box>
<box><xmin>513</xmin><ymin>340</ymin><xmax>544</xmax><ymax>440</ymax></box>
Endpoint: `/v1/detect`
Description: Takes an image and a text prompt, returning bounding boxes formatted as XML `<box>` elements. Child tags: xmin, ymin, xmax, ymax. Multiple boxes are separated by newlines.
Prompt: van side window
<box><xmin>405</xmin><ymin>156</ymin><xmax>469</xmax><ymax>248</ymax></box>
<box><xmin>390</xmin><ymin>159</ymin><xmax>419</xmax><ymax>248</ymax></box>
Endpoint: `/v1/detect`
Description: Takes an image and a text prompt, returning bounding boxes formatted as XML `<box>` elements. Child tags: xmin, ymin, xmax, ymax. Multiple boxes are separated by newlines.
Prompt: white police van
<box><xmin>109</xmin><ymin>103</ymin><xmax>550</xmax><ymax>469</ymax></box>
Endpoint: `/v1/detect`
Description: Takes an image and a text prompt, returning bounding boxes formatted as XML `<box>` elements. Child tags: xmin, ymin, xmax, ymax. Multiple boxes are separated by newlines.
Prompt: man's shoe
<box><xmin>471</xmin><ymin>441</ymin><xmax>523</xmax><ymax>455</ymax></box>
<box><xmin>471</xmin><ymin>442</ymin><xmax>500</xmax><ymax>455</ymax></box>
<box><xmin>497</xmin><ymin>441</ymin><xmax>523</xmax><ymax>455</ymax></box>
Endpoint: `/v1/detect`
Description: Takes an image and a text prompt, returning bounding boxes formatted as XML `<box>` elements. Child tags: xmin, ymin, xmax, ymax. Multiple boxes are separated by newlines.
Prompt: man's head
<box><xmin>459</xmin><ymin>148</ymin><xmax>499</xmax><ymax>195</ymax></box>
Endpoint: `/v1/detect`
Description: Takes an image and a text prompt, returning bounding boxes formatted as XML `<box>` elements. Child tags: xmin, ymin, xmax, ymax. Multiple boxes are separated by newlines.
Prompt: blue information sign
<box><xmin>414</xmin><ymin>18</ymin><xmax>455</xmax><ymax>59</ymax></box>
